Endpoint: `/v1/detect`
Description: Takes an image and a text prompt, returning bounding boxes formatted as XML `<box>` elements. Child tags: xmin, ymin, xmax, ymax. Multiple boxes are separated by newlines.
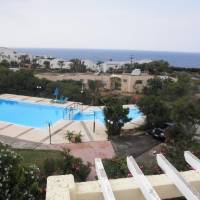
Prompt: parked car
<box><xmin>148</xmin><ymin>123</ymin><xmax>175</xmax><ymax>142</ymax></box>
<box><xmin>149</xmin><ymin>128</ymin><xmax>165</xmax><ymax>141</ymax></box>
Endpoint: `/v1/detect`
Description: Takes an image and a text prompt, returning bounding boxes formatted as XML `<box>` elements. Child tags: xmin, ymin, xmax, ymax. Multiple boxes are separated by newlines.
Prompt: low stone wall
<box><xmin>46</xmin><ymin>170</ymin><xmax>200</xmax><ymax>200</ymax></box>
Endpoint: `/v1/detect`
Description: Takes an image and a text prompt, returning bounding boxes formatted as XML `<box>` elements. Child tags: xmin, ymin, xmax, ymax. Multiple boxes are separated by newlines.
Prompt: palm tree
<box><xmin>43</xmin><ymin>60</ymin><xmax>50</xmax><ymax>69</ymax></box>
<box><xmin>96</xmin><ymin>61</ymin><xmax>103</xmax><ymax>72</ymax></box>
<box><xmin>58</xmin><ymin>60</ymin><xmax>64</xmax><ymax>69</ymax></box>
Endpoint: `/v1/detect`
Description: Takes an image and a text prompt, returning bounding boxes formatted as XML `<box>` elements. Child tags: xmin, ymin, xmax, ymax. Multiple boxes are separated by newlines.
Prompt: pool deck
<box><xmin>0</xmin><ymin>94</ymin><xmax>144</xmax><ymax>149</ymax></box>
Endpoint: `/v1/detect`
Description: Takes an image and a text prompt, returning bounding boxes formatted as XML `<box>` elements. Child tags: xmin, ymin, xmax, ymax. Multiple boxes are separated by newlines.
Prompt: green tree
<box><xmin>171</xmin><ymin>97</ymin><xmax>200</xmax><ymax>136</ymax></box>
<box><xmin>137</xmin><ymin>96</ymin><xmax>170</xmax><ymax>129</ymax></box>
<box><xmin>143</xmin><ymin>78</ymin><xmax>168</xmax><ymax>96</ymax></box>
<box><xmin>70</xmin><ymin>59</ymin><xmax>86</xmax><ymax>73</ymax></box>
<box><xmin>88</xmin><ymin>80</ymin><xmax>103</xmax><ymax>105</ymax></box>
<box><xmin>103</xmin><ymin>97</ymin><xmax>131</xmax><ymax>137</ymax></box>
<box><xmin>0</xmin><ymin>59</ymin><xmax>10</xmax><ymax>68</ymax></box>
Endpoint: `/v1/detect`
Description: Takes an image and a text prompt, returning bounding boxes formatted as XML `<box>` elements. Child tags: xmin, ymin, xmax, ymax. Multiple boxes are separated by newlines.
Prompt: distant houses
<box><xmin>0</xmin><ymin>47</ymin><xmax>29</xmax><ymax>63</ymax></box>
<box><xmin>0</xmin><ymin>47</ymin><xmax>152</xmax><ymax>72</ymax></box>
<box><xmin>37</xmin><ymin>58</ymin><xmax>72</xmax><ymax>69</ymax></box>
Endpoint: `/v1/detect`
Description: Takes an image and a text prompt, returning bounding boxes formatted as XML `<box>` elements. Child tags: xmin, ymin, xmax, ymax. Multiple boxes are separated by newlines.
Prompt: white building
<box><xmin>100</xmin><ymin>61</ymin><xmax>127</xmax><ymax>72</ymax></box>
<box><xmin>0</xmin><ymin>47</ymin><xmax>33</xmax><ymax>64</ymax></box>
<box><xmin>50</xmin><ymin>59</ymin><xmax>72</xmax><ymax>69</ymax></box>
<box><xmin>99</xmin><ymin>59</ymin><xmax>153</xmax><ymax>73</ymax></box>
<box><xmin>37</xmin><ymin>58</ymin><xmax>51</xmax><ymax>67</ymax></box>
<box><xmin>82</xmin><ymin>59</ymin><xmax>98</xmax><ymax>71</ymax></box>
<box><xmin>0</xmin><ymin>47</ymin><xmax>20</xmax><ymax>63</ymax></box>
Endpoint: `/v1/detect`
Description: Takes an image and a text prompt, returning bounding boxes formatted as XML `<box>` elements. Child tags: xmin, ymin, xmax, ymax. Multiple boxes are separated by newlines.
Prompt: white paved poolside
<box><xmin>0</xmin><ymin>94</ymin><xmax>144</xmax><ymax>148</ymax></box>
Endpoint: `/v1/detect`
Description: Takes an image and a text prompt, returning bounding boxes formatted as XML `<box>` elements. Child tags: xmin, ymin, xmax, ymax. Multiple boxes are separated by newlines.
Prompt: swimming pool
<box><xmin>0</xmin><ymin>99</ymin><xmax>66</xmax><ymax>128</ymax></box>
<box><xmin>0</xmin><ymin>98</ymin><xmax>142</xmax><ymax>128</ymax></box>
<box><xmin>72</xmin><ymin>107</ymin><xmax>143</xmax><ymax>124</ymax></box>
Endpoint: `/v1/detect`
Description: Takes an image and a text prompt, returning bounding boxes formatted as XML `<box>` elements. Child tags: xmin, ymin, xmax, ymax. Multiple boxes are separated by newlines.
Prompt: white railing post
<box><xmin>157</xmin><ymin>154</ymin><xmax>200</xmax><ymax>200</ymax></box>
<box><xmin>95</xmin><ymin>158</ymin><xmax>116</xmax><ymax>200</ymax></box>
<box><xmin>127</xmin><ymin>156</ymin><xmax>161</xmax><ymax>200</ymax></box>
<box><xmin>184</xmin><ymin>151</ymin><xmax>200</xmax><ymax>173</ymax></box>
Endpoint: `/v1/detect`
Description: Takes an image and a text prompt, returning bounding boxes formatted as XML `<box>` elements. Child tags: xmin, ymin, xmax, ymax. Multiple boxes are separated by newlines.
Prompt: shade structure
<box><xmin>184</xmin><ymin>151</ymin><xmax>200</xmax><ymax>173</ymax></box>
<box><xmin>95</xmin><ymin>158</ymin><xmax>116</xmax><ymax>200</ymax></box>
<box><xmin>157</xmin><ymin>154</ymin><xmax>200</xmax><ymax>200</ymax></box>
<box><xmin>127</xmin><ymin>156</ymin><xmax>161</xmax><ymax>200</ymax></box>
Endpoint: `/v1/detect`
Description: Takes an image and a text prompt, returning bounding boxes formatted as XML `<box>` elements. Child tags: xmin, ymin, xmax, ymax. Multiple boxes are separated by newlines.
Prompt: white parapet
<box><xmin>157</xmin><ymin>154</ymin><xmax>200</xmax><ymax>200</ymax></box>
<box><xmin>46</xmin><ymin>170</ymin><xmax>200</xmax><ymax>200</ymax></box>
<box><xmin>185</xmin><ymin>151</ymin><xmax>200</xmax><ymax>173</ymax></box>
<box><xmin>95</xmin><ymin>158</ymin><xmax>116</xmax><ymax>200</ymax></box>
<box><xmin>127</xmin><ymin>156</ymin><xmax>161</xmax><ymax>200</ymax></box>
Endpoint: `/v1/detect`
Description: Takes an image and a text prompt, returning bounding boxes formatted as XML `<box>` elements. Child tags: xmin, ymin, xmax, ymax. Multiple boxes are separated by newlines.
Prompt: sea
<box><xmin>16</xmin><ymin>48</ymin><xmax>200</xmax><ymax>68</ymax></box>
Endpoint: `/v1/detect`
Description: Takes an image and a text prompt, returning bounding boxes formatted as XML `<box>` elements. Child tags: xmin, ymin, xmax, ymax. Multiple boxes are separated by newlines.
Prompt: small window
<box><xmin>135</xmin><ymin>80</ymin><xmax>143</xmax><ymax>84</ymax></box>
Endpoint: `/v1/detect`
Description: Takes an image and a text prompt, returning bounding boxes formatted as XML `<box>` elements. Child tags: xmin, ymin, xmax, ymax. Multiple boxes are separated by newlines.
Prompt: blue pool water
<box><xmin>0</xmin><ymin>99</ymin><xmax>66</xmax><ymax>128</ymax></box>
<box><xmin>72</xmin><ymin>107</ymin><xmax>143</xmax><ymax>124</ymax></box>
<box><xmin>0</xmin><ymin>99</ymin><xmax>142</xmax><ymax>128</ymax></box>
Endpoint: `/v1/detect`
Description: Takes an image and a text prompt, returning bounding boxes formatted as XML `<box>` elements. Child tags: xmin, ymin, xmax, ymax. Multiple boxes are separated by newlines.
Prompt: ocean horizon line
<box><xmin>12</xmin><ymin>47</ymin><xmax>200</xmax><ymax>55</ymax></box>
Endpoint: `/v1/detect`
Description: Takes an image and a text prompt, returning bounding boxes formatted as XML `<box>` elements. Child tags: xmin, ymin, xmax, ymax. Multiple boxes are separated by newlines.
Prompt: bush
<box><xmin>61</xmin><ymin>149</ymin><xmax>91</xmax><ymax>182</ymax></box>
<box><xmin>65</xmin><ymin>131</ymin><xmax>82</xmax><ymax>143</ymax></box>
<box><xmin>103</xmin><ymin>157</ymin><xmax>129</xmax><ymax>179</ymax></box>
<box><xmin>42</xmin><ymin>149</ymin><xmax>91</xmax><ymax>182</ymax></box>
<box><xmin>43</xmin><ymin>158</ymin><xmax>61</xmax><ymax>177</ymax></box>
<box><xmin>0</xmin><ymin>143</ymin><xmax>91</xmax><ymax>199</ymax></box>
<box><xmin>74</xmin><ymin>132</ymin><xmax>82</xmax><ymax>143</ymax></box>
<box><xmin>0</xmin><ymin>143</ymin><xmax>40</xmax><ymax>200</ymax></box>
<box><xmin>65</xmin><ymin>130</ymin><xmax>74</xmax><ymax>142</ymax></box>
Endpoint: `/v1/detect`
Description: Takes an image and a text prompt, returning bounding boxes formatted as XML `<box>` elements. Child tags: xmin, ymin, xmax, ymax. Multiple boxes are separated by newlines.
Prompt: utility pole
<box><xmin>130</xmin><ymin>55</ymin><xmax>134</xmax><ymax>69</ymax></box>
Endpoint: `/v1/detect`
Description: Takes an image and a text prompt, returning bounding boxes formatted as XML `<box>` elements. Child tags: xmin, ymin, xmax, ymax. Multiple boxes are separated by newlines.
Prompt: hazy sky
<box><xmin>0</xmin><ymin>0</ymin><xmax>200</xmax><ymax>52</ymax></box>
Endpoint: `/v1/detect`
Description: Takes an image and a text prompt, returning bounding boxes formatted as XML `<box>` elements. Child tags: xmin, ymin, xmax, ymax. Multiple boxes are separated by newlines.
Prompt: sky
<box><xmin>0</xmin><ymin>0</ymin><xmax>200</xmax><ymax>52</ymax></box>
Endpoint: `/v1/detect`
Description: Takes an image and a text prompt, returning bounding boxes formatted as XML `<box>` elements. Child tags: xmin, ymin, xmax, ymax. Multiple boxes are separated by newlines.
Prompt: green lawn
<box><xmin>15</xmin><ymin>149</ymin><xmax>62</xmax><ymax>169</ymax></box>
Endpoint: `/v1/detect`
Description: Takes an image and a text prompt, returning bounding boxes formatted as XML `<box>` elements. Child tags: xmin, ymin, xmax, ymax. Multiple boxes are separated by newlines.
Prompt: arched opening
<box><xmin>110</xmin><ymin>76</ymin><xmax>122</xmax><ymax>91</ymax></box>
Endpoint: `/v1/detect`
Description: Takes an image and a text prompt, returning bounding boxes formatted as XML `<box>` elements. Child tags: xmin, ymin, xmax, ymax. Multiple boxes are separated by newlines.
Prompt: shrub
<box><xmin>74</xmin><ymin>132</ymin><xmax>82</xmax><ymax>143</ymax></box>
<box><xmin>42</xmin><ymin>149</ymin><xmax>91</xmax><ymax>182</ymax></box>
<box><xmin>65</xmin><ymin>130</ymin><xmax>74</xmax><ymax>142</ymax></box>
<box><xmin>66</xmin><ymin>131</ymin><xmax>82</xmax><ymax>143</ymax></box>
<box><xmin>103</xmin><ymin>157</ymin><xmax>129</xmax><ymax>179</ymax></box>
<box><xmin>0</xmin><ymin>143</ymin><xmax>40</xmax><ymax>200</ymax></box>
<box><xmin>61</xmin><ymin>149</ymin><xmax>91</xmax><ymax>182</ymax></box>
<box><xmin>43</xmin><ymin>158</ymin><xmax>61</xmax><ymax>177</ymax></box>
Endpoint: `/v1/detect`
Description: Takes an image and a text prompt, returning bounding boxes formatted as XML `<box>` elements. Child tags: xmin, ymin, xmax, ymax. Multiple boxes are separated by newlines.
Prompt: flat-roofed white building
<box><xmin>100</xmin><ymin>61</ymin><xmax>126</xmax><ymax>72</ymax></box>
<box><xmin>50</xmin><ymin>59</ymin><xmax>72</xmax><ymax>69</ymax></box>
<box><xmin>82</xmin><ymin>59</ymin><xmax>98</xmax><ymax>71</ymax></box>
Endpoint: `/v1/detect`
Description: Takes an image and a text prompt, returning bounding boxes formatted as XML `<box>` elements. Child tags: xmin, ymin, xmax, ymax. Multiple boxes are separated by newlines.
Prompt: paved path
<box><xmin>80</xmin><ymin>121</ymin><xmax>94</xmax><ymax>141</ymax></box>
<box><xmin>0</xmin><ymin>135</ymin><xmax>56</xmax><ymax>149</ymax></box>
<box><xmin>111</xmin><ymin>134</ymin><xmax>160</xmax><ymax>157</ymax></box>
